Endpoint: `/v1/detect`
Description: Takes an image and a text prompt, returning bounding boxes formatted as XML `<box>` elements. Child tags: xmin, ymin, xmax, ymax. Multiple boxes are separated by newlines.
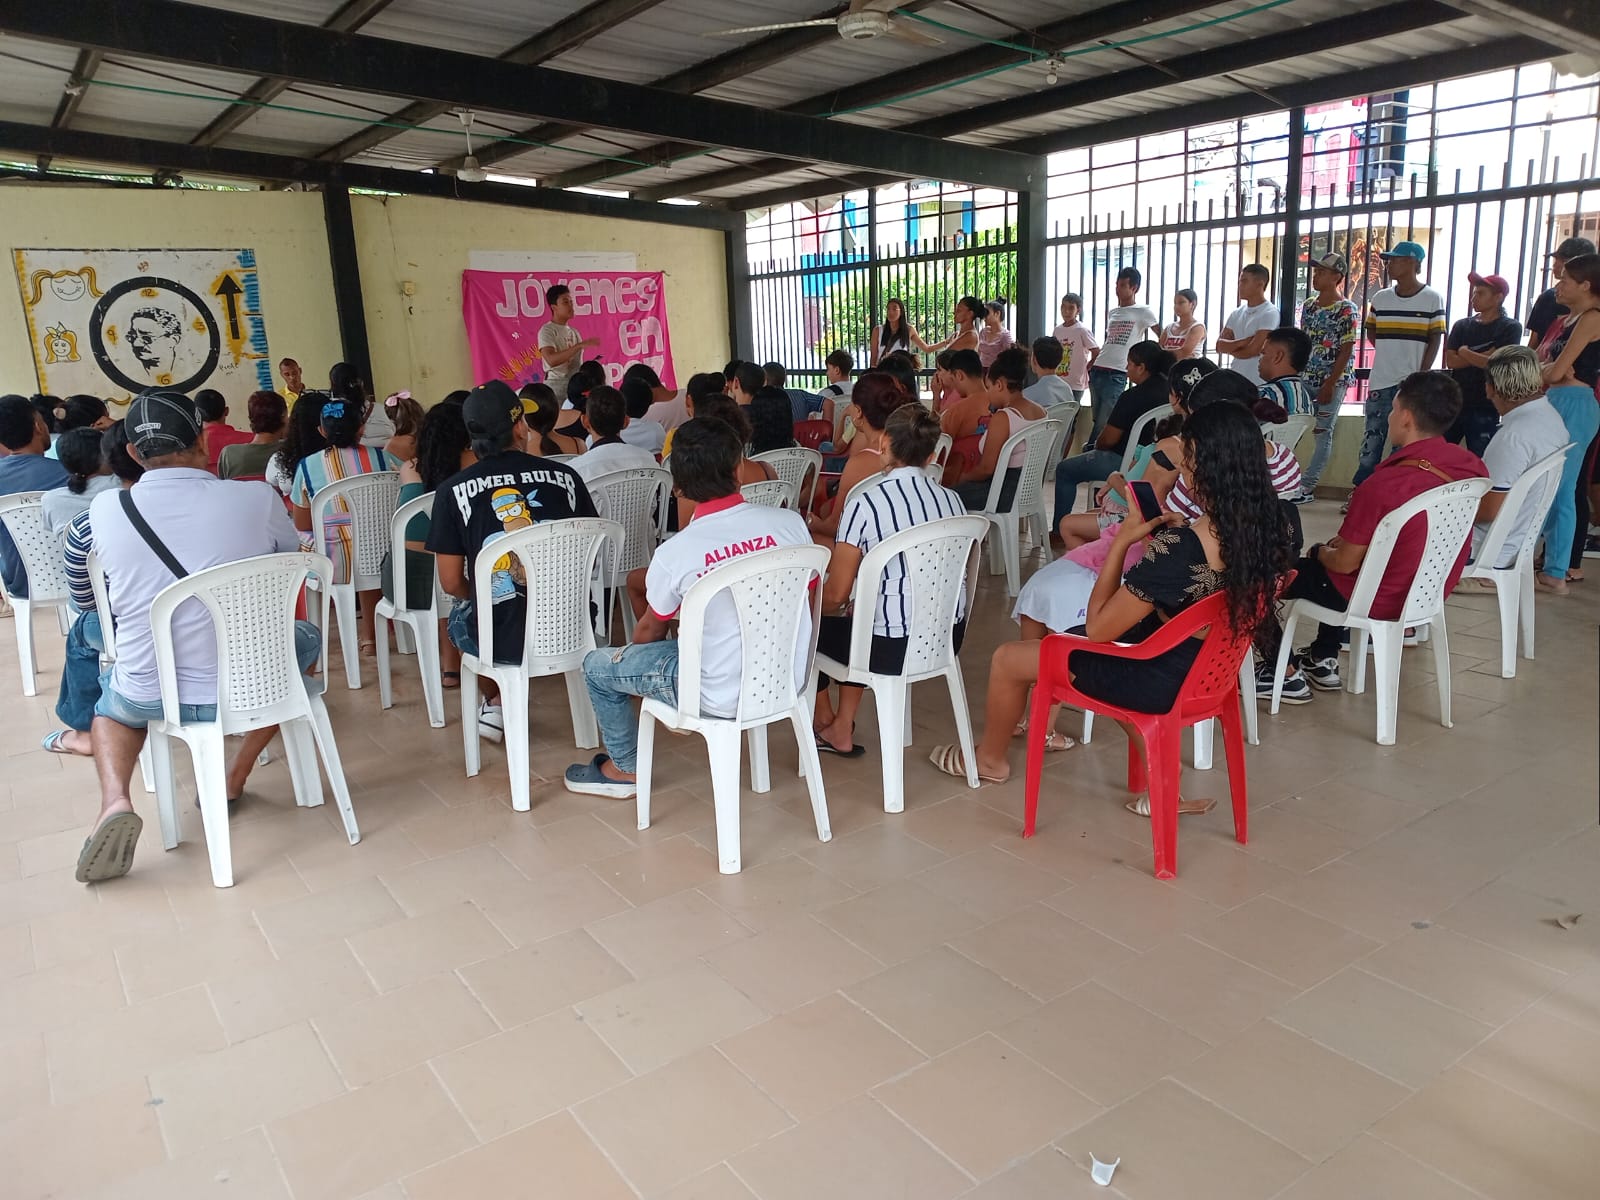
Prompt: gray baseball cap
<box><xmin>125</xmin><ymin>389</ymin><xmax>203</xmax><ymax>456</ymax></box>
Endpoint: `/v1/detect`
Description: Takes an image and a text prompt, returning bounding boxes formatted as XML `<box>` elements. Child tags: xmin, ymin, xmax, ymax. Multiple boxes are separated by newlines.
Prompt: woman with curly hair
<box><xmin>267</xmin><ymin>389</ymin><xmax>330</xmax><ymax>498</ymax></box>
<box><xmin>749</xmin><ymin>386</ymin><xmax>798</xmax><ymax>455</ymax></box>
<box><xmin>931</xmin><ymin>400</ymin><xmax>1291</xmax><ymax>813</ymax></box>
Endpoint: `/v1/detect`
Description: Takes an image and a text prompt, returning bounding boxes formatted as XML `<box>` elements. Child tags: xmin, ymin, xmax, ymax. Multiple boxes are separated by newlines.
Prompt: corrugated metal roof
<box><xmin>0</xmin><ymin>0</ymin><xmax>1559</xmax><ymax>204</ymax></box>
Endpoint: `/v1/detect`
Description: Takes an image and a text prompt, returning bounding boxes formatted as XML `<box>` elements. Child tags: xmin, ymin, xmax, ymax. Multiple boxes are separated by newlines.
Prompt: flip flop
<box><xmin>75</xmin><ymin>812</ymin><xmax>143</xmax><ymax>883</ymax></box>
<box><xmin>440</xmin><ymin>670</ymin><xmax>461</xmax><ymax>690</ymax></box>
<box><xmin>41</xmin><ymin>729</ymin><xmax>88</xmax><ymax>756</ymax></box>
<box><xmin>1124</xmin><ymin>795</ymin><xmax>1218</xmax><ymax>817</ymax></box>
<box><xmin>928</xmin><ymin>743</ymin><xmax>1007</xmax><ymax>785</ymax></box>
<box><xmin>815</xmin><ymin>734</ymin><xmax>866</xmax><ymax>758</ymax></box>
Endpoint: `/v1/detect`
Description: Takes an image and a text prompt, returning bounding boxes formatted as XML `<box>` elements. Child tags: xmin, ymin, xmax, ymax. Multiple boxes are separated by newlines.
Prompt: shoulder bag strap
<box><xmin>118</xmin><ymin>490</ymin><xmax>189</xmax><ymax>579</ymax></box>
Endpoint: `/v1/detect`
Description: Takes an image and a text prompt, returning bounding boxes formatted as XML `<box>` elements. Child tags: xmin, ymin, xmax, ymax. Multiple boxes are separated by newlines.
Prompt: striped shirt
<box><xmin>63</xmin><ymin>508</ymin><xmax>95</xmax><ymax>612</ymax></box>
<box><xmin>289</xmin><ymin>445</ymin><xmax>393</xmax><ymax>583</ymax></box>
<box><xmin>1259</xmin><ymin>374</ymin><xmax>1314</xmax><ymax>418</ymax></box>
<box><xmin>838</xmin><ymin>467</ymin><xmax>968</xmax><ymax>637</ymax></box>
<box><xmin>1366</xmin><ymin>285</ymin><xmax>1446</xmax><ymax>390</ymax></box>
<box><xmin>1166</xmin><ymin>440</ymin><xmax>1303</xmax><ymax>519</ymax></box>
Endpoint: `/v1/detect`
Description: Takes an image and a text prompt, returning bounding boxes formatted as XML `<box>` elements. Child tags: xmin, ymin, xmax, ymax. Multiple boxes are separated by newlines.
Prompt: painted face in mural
<box><xmin>127</xmin><ymin>307</ymin><xmax>181</xmax><ymax>376</ymax></box>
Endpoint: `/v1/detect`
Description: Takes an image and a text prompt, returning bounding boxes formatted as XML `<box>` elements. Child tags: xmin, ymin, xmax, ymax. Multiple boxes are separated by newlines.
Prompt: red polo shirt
<box><xmin>1329</xmin><ymin>436</ymin><xmax>1487</xmax><ymax>620</ymax></box>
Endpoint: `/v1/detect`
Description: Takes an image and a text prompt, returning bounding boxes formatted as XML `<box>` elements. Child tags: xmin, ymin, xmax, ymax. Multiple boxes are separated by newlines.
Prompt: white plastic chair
<box><xmin>373</xmin><ymin>492</ymin><xmax>445</xmax><ymax>728</ymax></box>
<box><xmin>1042</xmin><ymin>400</ymin><xmax>1081</xmax><ymax>479</ymax></box>
<box><xmin>145</xmin><ymin>552</ymin><xmax>359</xmax><ymax>888</ymax></box>
<box><xmin>1119</xmin><ymin>408</ymin><xmax>1165</xmax><ymax>475</ymax></box>
<box><xmin>587</xmin><ymin>467</ymin><xmax>672</xmax><ymax>640</ymax></box>
<box><xmin>1269</xmin><ymin>478</ymin><xmax>1491</xmax><ymax>745</ymax></box>
<box><xmin>460</xmin><ymin>518</ymin><xmax>620</xmax><ymax>813</ymax></box>
<box><xmin>307</xmin><ymin>470</ymin><xmax>401</xmax><ymax>691</ymax></box>
<box><xmin>543</xmin><ymin>454</ymin><xmax>577</xmax><ymax>463</ymax></box>
<box><xmin>1263</xmin><ymin>414</ymin><xmax>1315</xmax><ymax>454</ymax></box>
<box><xmin>751</xmin><ymin>447</ymin><xmax>823</xmax><ymax>512</ymax></box>
<box><xmin>930</xmin><ymin>432</ymin><xmax>954</xmax><ymax>475</ymax></box>
<box><xmin>86</xmin><ymin>550</ymin><xmax>155</xmax><ymax>794</ymax></box>
<box><xmin>978</xmin><ymin>418</ymin><xmax>1061</xmax><ymax>598</ymax></box>
<box><xmin>0</xmin><ymin>493</ymin><xmax>74</xmax><ymax>697</ymax></box>
<box><xmin>740</xmin><ymin>478</ymin><xmax>798</xmax><ymax>509</ymax></box>
<box><xmin>636</xmin><ymin>544</ymin><xmax>832</xmax><ymax>874</ymax></box>
<box><xmin>1460</xmin><ymin>445</ymin><xmax>1569</xmax><ymax>678</ymax></box>
<box><xmin>814</xmin><ymin>516</ymin><xmax>987</xmax><ymax>812</ymax></box>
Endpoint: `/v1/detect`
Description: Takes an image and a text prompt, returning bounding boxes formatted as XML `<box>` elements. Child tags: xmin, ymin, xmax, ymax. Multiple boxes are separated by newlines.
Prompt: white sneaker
<box><xmin>477</xmin><ymin>703</ymin><xmax>504</xmax><ymax>743</ymax></box>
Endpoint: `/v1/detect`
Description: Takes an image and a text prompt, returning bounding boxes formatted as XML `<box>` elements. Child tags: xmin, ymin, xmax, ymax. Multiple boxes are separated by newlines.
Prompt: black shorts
<box><xmin>816</xmin><ymin>616</ymin><xmax>968</xmax><ymax>687</ymax></box>
<box><xmin>1066</xmin><ymin>635</ymin><xmax>1201</xmax><ymax>714</ymax></box>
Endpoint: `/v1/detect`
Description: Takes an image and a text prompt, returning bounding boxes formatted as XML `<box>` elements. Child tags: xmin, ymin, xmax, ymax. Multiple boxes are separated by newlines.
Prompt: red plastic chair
<box><xmin>1022</xmin><ymin>590</ymin><xmax>1254</xmax><ymax>880</ymax></box>
<box><xmin>793</xmin><ymin>419</ymin><xmax>833</xmax><ymax>450</ymax></box>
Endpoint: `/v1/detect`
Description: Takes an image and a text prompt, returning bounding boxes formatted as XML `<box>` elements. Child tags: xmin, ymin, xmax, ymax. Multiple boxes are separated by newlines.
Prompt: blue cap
<box><xmin>1379</xmin><ymin>241</ymin><xmax>1426</xmax><ymax>263</ymax></box>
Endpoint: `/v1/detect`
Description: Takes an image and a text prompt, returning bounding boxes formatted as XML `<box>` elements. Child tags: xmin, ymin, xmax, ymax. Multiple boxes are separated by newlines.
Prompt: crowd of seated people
<box><xmin>5</xmin><ymin>317</ymin><xmax>1580</xmax><ymax>885</ymax></box>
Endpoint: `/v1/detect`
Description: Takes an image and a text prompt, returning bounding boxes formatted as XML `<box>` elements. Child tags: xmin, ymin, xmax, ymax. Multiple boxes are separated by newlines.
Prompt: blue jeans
<box><xmin>1053</xmin><ymin>448</ymin><xmax>1124</xmax><ymax>526</ymax></box>
<box><xmin>94</xmin><ymin>621</ymin><xmax>322</xmax><ymax>729</ymax></box>
<box><xmin>1301</xmin><ymin>380</ymin><xmax>1348</xmax><ymax>490</ymax></box>
<box><xmin>582</xmin><ymin>640</ymin><xmax>680</xmax><ymax>773</ymax></box>
<box><xmin>1353</xmin><ymin>385</ymin><xmax>1399</xmax><ymax>487</ymax></box>
<box><xmin>1541</xmin><ymin>386</ymin><xmax>1600</xmax><ymax>581</ymax></box>
<box><xmin>56</xmin><ymin>610</ymin><xmax>104</xmax><ymax>732</ymax></box>
<box><xmin>1447</xmin><ymin>406</ymin><xmax>1501</xmax><ymax>459</ymax></box>
<box><xmin>1086</xmin><ymin>368</ymin><xmax>1127</xmax><ymax>448</ymax></box>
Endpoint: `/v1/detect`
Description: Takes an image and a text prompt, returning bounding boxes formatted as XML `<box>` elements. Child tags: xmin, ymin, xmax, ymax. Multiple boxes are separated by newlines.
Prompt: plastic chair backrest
<box><xmin>470</xmin><ymin>517</ymin><xmax>620</xmax><ymax>669</ymax></box>
<box><xmin>740</xmin><ymin>478</ymin><xmax>796</xmax><ymax>509</ymax></box>
<box><xmin>1471</xmin><ymin>445</ymin><xmax>1570</xmax><ymax>573</ymax></box>
<box><xmin>1119</xmin><ymin>409</ymin><xmax>1164</xmax><ymax>474</ymax></box>
<box><xmin>930</xmin><ymin>432</ymin><xmax>954</xmax><ymax>472</ymax></box>
<box><xmin>673</xmin><ymin>543</ymin><xmax>829</xmax><ymax>723</ymax></box>
<box><xmin>1166</xmin><ymin>591</ymin><xmax>1260</xmax><ymax>721</ymax></box>
<box><xmin>1343</xmin><ymin>477</ymin><xmax>1492</xmax><ymax>624</ymax></box>
<box><xmin>1043</xmin><ymin>401</ymin><xmax>1080</xmax><ymax>464</ymax></box>
<box><xmin>588</xmin><ymin>467</ymin><xmax>672</xmax><ymax>581</ymax></box>
<box><xmin>1263</xmin><ymin>413</ymin><xmax>1314</xmax><ymax>451</ymax></box>
<box><xmin>793</xmin><ymin>420</ymin><xmax>833</xmax><ymax>450</ymax></box>
<box><xmin>845</xmin><ymin>515</ymin><xmax>987</xmax><ymax>679</ymax></box>
<box><xmin>148</xmin><ymin>552</ymin><xmax>333</xmax><ymax>729</ymax></box>
<box><xmin>86</xmin><ymin>549</ymin><xmax>118</xmax><ymax>659</ymax></box>
<box><xmin>543</xmin><ymin>454</ymin><xmax>576</xmax><ymax>464</ymax></box>
<box><xmin>0</xmin><ymin>493</ymin><xmax>72</xmax><ymax>603</ymax></box>
<box><xmin>839</xmin><ymin>467</ymin><xmax>890</xmax><ymax>516</ymax></box>
<box><xmin>386</xmin><ymin>491</ymin><xmax>438</xmax><ymax>615</ymax></box>
<box><xmin>983</xmin><ymin>418</ymin><xmax>1060</xmax><ymax>516</ymax></box>
<box><xmin>751</xmin><ymin>448</ymin><xmax>822</xmax><ymax>506</ymax></box>
<box><xmin>308</xmin><ymin>470</ymin><xmax>401</xmax><ymax>588</ymax></box>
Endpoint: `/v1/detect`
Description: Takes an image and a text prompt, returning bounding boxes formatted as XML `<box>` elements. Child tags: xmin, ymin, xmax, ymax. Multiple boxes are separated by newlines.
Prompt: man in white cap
<box><xmin>77</xmin><ymin>389</ymin><xmax>314</xmax><ymax>883</ymax></box>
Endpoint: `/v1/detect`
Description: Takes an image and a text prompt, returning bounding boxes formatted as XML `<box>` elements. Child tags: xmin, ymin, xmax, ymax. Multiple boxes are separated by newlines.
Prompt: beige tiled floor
<box><xmin>2</xmin><ymin>505</ymin><xmax>1597</xmax><ymax>1199</ymax></box>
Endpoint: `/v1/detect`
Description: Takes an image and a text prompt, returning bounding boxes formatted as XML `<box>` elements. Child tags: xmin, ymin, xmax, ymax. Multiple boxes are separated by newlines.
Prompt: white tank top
<box><xmin>981</xmin><ymin>406</ymin><xmax>1046</xmax><ymax>469</ymax></box>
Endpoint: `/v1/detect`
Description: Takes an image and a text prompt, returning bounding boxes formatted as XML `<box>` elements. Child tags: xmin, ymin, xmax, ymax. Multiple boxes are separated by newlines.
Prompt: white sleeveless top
<box><xmin>981</xmin><ymin>405</ymin><xmax>1047</xmax><ymax>469</ymax></box>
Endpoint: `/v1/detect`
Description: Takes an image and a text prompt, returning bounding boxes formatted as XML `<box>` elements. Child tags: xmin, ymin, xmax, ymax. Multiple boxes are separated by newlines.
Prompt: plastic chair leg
<box><xmin>281</xmin><ymin>719</ymin><xmax>323</xmax><ymax>809</ymax></box>
<box><xmin>1238</xmin><ymin>656</ymin><xmax>1259</xmax><ymax>746</ymax></box>
<box><xmin>331</xmin><ymin>585</ymin><xmax>362</xmax><ymax>690</ymax></box>
<box><xmin>1219</xmin><ymin>702</ymin><xmax>1249</xmax><ymax>846</ymax></box>
<box><xmin>461</xmin><ymin>666</ymin><xmax>482</xmax><ymax>779</ymax></box>
<box><xmin>705</xmin><ymin>725</ymin><xmax>745</xmax><ymax>874</ymax></box>
<box><xmin>395</xmin><ymin>621</ymin><xmax>416</xmax><ymax>655</ymax></box>
<box><xmin>375</xmin><ymin>612</ymin><xmax>395</xmax><ymax>710</ymax></box>
<box><xmin>1269</xmin><ymin>608</ymin><xmax>1301</xmax><ymax>715</ymax></box>
<box><xmin>191</xmin><ymin>729</ymin><xmax>235</xmax><ymax>888</ymax></box>
<box><xmin>149</xmin><ymin>729</ymin><xmax>180</xmax><ymax>851</ymax></box>
<box><xmin>942</xmin><ymin>666</ymin><xmax>980</xmax><ymax>793</ymax></box>
<box><xmin>411</xmin><ymin>615</ymin><xmax>446</xmax><ymax>729</ymax></box>
<box><xmin>55</xmin><ymin>603</ymin><xmax>71</xmax><ymax>635</ymax></box>
<box><xmin>1081</xmin><ymin>708</ymin><xmax>1094</xmax><ymax>743</ymax></box>
<box><xmin>635</xmin><ymin>710</ymin><xmax>658</xmax><ymax>831</ymax></box>
<box><xmin>874</xmin><ymin>677</ymin><xmax>907</xmax><ymax>813</ymax></box>
<box><xmin>1192</xmin><ymin>719</ymin><xmax>1214</xmax><ymax>770</ymax></box>
<box><xmin>501</xmin><ymin>681</ymin><xmax>532</xmax><ymax>813</ymax></box>
<box><xmin>1126</xmin><ymin>725</ymin><xmax>1149</xmax><ymax>794</ymax></box>
<box><xmin>1429</xmin><ymin>613</ymin><xmax>1453</xmax><ymax>729</ymax></box>
<box><xmin>1492</xmin><ymin>574</ymin><xmax>1518</xmax><ymax>678</ymax></box>
<box><xmin>1146</xmin><ymin>725</ymin><xmax>1182</xmax><ymax>881</ymax></box>
<box><xmin>565</xmin><ymin>670</ymin><xmax>599</xmax><ymax>750</ymax></box>
<box><xmin>1002</xmin><ymin>521</ymin><xmax>1021</xmax><ymax>598</ymax></box>
<box><xmin>137</xmin><ymin>743</ymin><xmax>156</xmax><ymax>795</ymax></box>
<box><xmin>1022</xmin><ymin>682</ymin><xmax>1054</xmax><ymax>837</ymax></box>
<box><xmin>747</xmin><ymin>724</ymin><xmax>771</xmax><ymax>794</ymax></box>
<box><xmin>1350</xmin><ymin>627</ymin><xmax>1370</xmax><ymax>694</ymax></box>
<box><xmin>1369</xmin><ymin>626</ymin><xmax>1403</xmax><ymax>746</ymax></box>
<box><xmin>306</xmin><ymin>703</ymin><xmax>360</xmax><ymax>845</ymax></box>
<box><xmin>789</xmin><ymin>703</ymin><xmax>832</xmax><ymax>845</ymax></box>
<box><xmin>1519</xmin><ymin>565</ymin><xmax>1536</xmax><ymax>660</ymax></box>
<box><xmin>14</xmin><ymin>597</ymin><xmax>36</xmax><ymax>697</ymax></box>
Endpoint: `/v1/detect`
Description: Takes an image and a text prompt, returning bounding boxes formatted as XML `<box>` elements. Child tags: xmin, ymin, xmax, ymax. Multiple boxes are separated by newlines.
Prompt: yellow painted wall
<box><xmin>0</xmin><ymin>185</ymin><xmax>728</xmax><ymax>423</ymax></box>
<box><xmin>350</xmin><ymin>194</ymin><xmax>728</xmax><ymax>401</ymax></box>
<box><xmin>0</xmin><ymin>186</ymin><xmax>341</xmax><ymax>406</ymax></box>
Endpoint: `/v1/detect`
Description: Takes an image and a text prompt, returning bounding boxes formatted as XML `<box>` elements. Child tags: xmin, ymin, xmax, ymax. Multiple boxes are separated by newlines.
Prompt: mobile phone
<box><xmin>1128</xmin><ymin>479</ymin><xmax>1164</xmax><ymax>522</ymax></box>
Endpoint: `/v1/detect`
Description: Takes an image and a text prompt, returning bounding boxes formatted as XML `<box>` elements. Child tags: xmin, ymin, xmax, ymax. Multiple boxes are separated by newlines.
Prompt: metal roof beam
<box><xmin>0</xmin><ymin>0</ymin><xmax>1043</xmax><ymax>191</ymax></box>
<box><xmin>1441</xmin><ymin>1</ymin><xmax>1600</xmax><ymax>57</ymax></box>
<box><xmin>729</xmin><ymin>34</ymin><xmax>1561</xmax><ymax>212</ymax></box>
<box><xmin>317</xmin><ymin>0</ymin><xmax>674</xmax><ymax>162</ymax></box>
<box><xmin>190</xmin><ymin>0</ymin><xmax>398</xmax><ymax>148</ymax></box>
<box><xmin>38</xmin><ymin>48</ymin><xmax>102</xmax><ymax>172</ymax></box>
<box><xmin>553</xmin><ymin>0</ymin><xmax>1217</xmax><ymax>192</ymax></box>
<box><xmin>636</xmin><ymin>0</ymin><xmax>1454</xmax><ymax>201</ymax></box>
<box><xmin>0</xmin><ymin>120</ymin><xmax>741</xmax><ymax>231</ymax></box>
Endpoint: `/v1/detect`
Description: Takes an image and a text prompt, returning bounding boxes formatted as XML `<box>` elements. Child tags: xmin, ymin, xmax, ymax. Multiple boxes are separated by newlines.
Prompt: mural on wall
<box><xmin>12</xmin><ymin>248</ymin><xmax>273</xmax><ymax>403</ymax></box>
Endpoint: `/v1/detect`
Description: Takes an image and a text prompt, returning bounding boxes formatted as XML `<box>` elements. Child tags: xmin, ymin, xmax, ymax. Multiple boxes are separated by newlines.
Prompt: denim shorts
<box><xmin>94</xmin><ymin>620</ymin><xmax>323</xmax><ymax>729</ymax></box>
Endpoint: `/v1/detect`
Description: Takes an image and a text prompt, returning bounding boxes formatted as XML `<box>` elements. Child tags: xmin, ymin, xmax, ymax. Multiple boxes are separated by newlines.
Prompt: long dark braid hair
<box><xmin>272</xmin><ymin>390</ymin><xmax>331</xmax><ymax>481</ymax></box>
<box><xmin>1178</xmin><ymin>401</ymin><xmax>1292</xmax><ymax>635</ymax></box>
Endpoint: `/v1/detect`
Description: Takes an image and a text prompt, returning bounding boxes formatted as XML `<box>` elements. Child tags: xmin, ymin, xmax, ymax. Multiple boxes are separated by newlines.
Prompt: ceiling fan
<box><xmin>704</xmin><ymin>0</ymin><xmax>943</xmax><ymax>47</ymax></box>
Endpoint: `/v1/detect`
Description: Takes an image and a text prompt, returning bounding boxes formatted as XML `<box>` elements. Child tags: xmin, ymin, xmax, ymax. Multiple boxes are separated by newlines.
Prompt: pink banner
<box><xmin>461</xmin><ymin>269</ymin><xmax>677</xmax><ymax>390</ymax></box>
